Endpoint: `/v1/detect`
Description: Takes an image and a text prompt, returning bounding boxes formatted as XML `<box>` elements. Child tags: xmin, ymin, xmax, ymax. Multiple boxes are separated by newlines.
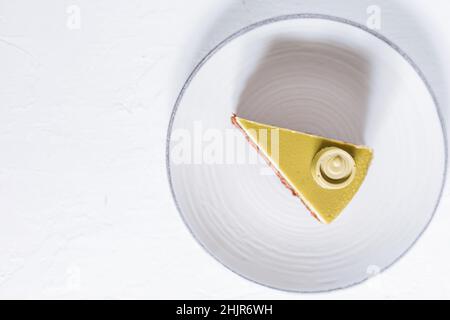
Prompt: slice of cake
<box><xmin>232</xmin><ymin>115</ymin><xmax>373</xmax><ymax>224</ymax></box>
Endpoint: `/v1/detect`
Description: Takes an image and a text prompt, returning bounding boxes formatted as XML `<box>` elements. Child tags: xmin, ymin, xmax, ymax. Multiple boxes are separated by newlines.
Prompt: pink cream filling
<box><xmin>231</xmin><ymin>114</ymin><xmax>321</xmax><ymax>223</ymax></box>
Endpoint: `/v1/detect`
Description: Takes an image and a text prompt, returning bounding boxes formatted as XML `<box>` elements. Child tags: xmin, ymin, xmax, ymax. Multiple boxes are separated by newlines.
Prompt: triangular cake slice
<box><xmin>232</xmin><ymin>115</ymin><xmax>373</xmax><ymax>224</ymax></box>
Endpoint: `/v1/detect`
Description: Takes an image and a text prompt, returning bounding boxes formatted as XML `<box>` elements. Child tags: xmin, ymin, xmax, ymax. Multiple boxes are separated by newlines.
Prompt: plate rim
<box><xmin>165</xmin><ymin>13</ymin><xmax>448</xmax><ymax>293</ymax></box>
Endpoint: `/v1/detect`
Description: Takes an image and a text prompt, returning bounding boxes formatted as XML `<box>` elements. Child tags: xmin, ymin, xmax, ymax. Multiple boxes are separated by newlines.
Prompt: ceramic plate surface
<box><xmin>167</xmin><ymin>15</ymin><xmax>446</xmax><ymax>292</ymax></box>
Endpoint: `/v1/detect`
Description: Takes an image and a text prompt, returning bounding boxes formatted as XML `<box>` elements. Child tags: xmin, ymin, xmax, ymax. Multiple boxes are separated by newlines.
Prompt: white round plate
<box><xmin>167</xmin><ymin>15</ymin><xmax>447</xmax><ymax>292</ymax></box>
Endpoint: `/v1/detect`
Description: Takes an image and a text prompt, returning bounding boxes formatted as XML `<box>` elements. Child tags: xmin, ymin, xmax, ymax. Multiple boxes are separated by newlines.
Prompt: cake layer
<box><xmin>232</xmin><ymin>115</ymin><xmax>373</xmax><ymax>224</ymax></box>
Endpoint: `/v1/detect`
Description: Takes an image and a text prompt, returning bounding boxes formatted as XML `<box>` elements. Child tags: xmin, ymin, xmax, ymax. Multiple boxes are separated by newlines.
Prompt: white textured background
<box><xmin>0</xmin><ymin>0</ymin><xmax>449</xmax><ymax>299</ymax></box>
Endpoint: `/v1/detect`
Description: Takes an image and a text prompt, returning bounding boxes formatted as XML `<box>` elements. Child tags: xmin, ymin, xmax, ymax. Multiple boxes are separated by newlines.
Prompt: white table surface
<box><xmin>0</xmin><ymin>0</ymin><xmax>449</xmax><ymax>299</ymax></box>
